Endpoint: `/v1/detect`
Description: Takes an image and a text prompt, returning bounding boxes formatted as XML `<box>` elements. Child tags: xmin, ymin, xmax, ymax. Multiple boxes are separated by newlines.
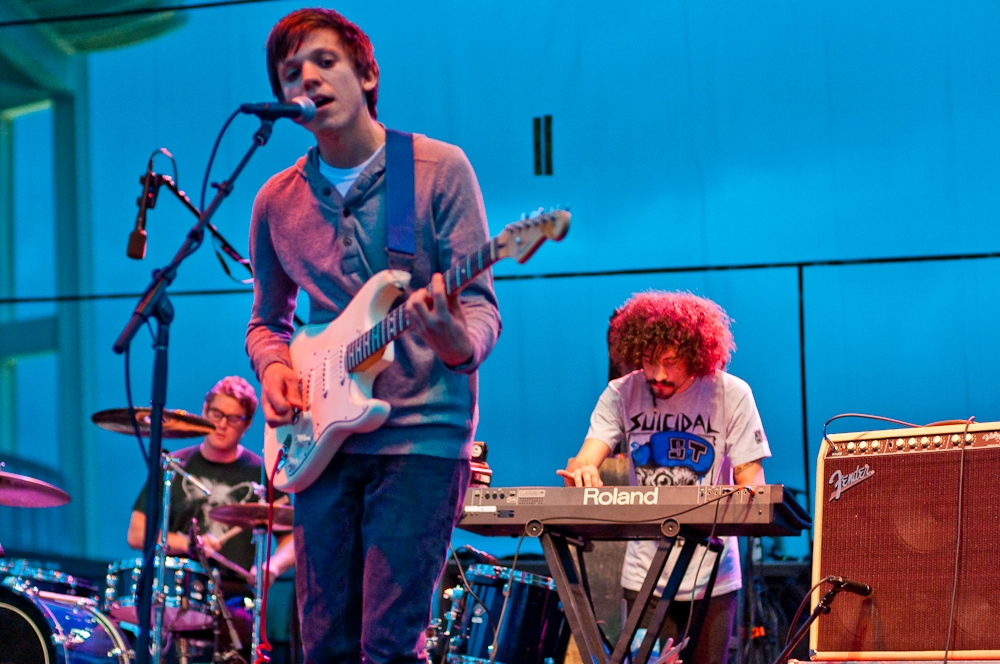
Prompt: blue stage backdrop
<box><xmin>7</xmin><ymin>0</ymin><xmax>1000</xmax><ymax>561</ymax></box>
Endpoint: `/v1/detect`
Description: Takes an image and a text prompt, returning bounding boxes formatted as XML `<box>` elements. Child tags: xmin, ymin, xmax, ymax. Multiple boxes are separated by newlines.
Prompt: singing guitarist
<box><xmin>245</xmin><ymin>8</ymin><xmax>500</xmax><ymax>661</ymax></box>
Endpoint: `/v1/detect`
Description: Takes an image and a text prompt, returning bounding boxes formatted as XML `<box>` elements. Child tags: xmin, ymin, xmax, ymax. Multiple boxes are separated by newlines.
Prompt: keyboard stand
<box><xmin>539</xmin><ymin>526</ymin><xmax>723</xmax><ymax>664</ymax></box>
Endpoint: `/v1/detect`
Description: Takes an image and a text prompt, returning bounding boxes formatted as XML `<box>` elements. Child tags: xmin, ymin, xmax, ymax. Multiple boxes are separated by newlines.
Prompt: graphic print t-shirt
<box><xmin>586</xmin><ymin>370</ymin><xmax>771</xmax><ymax>600</ymax></box>
<box><xmin>133</xmin><ymin>446</ymin><xmax>284</xmax><ymax>579</ymax></box>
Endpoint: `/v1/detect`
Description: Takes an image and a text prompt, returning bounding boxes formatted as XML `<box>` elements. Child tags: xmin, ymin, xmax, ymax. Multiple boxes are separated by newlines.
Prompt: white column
<box><xmin>52</xmin><ymin>56</ymin><xmax>96</xmax><ymax>555</ymax></box>
<box><xmin>0</xmin><ymin>116</ymin><xmax>14</xmax><ymax>457</ymax></box>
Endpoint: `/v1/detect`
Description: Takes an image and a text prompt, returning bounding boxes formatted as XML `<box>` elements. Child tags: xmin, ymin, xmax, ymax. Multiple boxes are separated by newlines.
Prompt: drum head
<box><xmin>0</xmin><ymin>586</ymin><xmax>56</xmax><ymax>664</ymax></box>
<box><xmin>1</xmin><ymin>587</ymin><xmax>132</xmax><ymax>664</ymax></box>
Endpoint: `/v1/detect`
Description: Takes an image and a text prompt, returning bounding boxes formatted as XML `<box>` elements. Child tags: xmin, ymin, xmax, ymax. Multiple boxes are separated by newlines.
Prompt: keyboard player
<box><xmin>558</xmin><ymin>290</ymin><xmax>771</xmax><ymax>664</ymax></box>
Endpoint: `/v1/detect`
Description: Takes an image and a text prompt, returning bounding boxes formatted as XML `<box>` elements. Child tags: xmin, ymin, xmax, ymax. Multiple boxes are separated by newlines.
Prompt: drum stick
<box><xmin>208</xmin><ymin>549</ymin><xmax>253</xmax><ymax>583</ymax></box>
<box><xmin>214</xmin><ymin>526</ymin><xmax>243</xmax><ymax>546</ymax></box>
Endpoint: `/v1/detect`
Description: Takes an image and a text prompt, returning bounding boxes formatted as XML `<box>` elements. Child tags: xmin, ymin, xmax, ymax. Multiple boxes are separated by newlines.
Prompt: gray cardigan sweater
<box><xmin>246</xmin><ymin>135</ymin><xmax>501</xmax><ymax>459</ymax></box>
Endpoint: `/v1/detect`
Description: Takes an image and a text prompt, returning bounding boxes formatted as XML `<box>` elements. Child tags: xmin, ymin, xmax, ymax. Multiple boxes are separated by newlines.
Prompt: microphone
<box><xmin>239</xmin><ymin>95</ymin><xmax>317</xmax><ymax>123</ymax></box>
<box><xmin>127</xmin><ymin>160</ymin><xmax>154</xmax><ymax>259</ymax></box>
<box><xmin>827</xmin><ymin>575</ymin><xmax>872</xmax><ymax>597</ymax></box>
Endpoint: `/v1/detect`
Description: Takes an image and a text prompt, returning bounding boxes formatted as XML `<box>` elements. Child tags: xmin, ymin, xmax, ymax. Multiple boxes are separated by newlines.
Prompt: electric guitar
<box><xmin>263</xmin><ymin>209</ymin><xmax>571</xmax><ymax>492</ymax></box>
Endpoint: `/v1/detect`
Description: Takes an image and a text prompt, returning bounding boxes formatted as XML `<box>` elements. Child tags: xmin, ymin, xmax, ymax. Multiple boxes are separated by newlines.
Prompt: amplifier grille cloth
<box><xmin>817</xmin><ymin>446</ymin><xmax>1000</xmax><ymax>653</ymax></box>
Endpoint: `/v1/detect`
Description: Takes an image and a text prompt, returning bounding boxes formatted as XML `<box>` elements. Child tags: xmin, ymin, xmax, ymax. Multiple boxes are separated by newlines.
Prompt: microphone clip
<box><xmin>127</xmin><ymin>169</ymin><xmax>166</xmax><ymax>260</ymax></box>
<box><xmin>137</xmin><ymin>171</ymin><xmax>165</xmax><ymax>213</ymax></box>
<box><xmin>825</xmin><ymin>574</ymin><xmax>873</xmax><ymax>597</ymax></box>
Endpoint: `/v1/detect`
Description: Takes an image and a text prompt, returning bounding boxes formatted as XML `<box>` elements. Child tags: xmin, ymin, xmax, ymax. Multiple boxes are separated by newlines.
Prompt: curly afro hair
<box><xmin>608</xmin><ymin>291</ymin><xmax>735</xmax><ymax>378</ymax></box>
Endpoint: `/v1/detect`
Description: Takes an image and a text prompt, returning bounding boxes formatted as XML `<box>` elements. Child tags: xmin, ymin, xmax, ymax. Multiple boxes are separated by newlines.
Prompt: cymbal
<box><xmin>209</xmin><ymin>504</ymin><xmax>294</xmax><ymax>531</ymax></box>
<box><xmin>0</xmin><ymin>471</ymin><xmax>70</xmax><ymax>508</ymax></box>
<box><xmin>91</xmin><ymin>407</ymin><xmax>215</xmax><ymax>438</ymax></box>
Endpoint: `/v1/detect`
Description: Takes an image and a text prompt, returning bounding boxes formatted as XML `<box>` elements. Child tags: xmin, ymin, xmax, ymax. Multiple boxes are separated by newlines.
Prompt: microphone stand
<box><xmin>165</xmin><ymin>455</ymin><xmax>212</xmax><ymax>497</ymax></box>
<box><xmin>769</xmin><ymin>585</ymin><xmax>846</xmax><ymax>664</ymax></box>
<box><xmin>139</xmin><ymin>170</ymin><xmax>304</xmax><ymax>326</ymax></box>
<box><xmin>147</xmin><ymin>173</ymin><xmax>253</xmax><ymax>274</ymax></box>
<box><xmin>113</xmin><ymin>117</ymin><xmax>275</xmax><ymax>664</ymax></box>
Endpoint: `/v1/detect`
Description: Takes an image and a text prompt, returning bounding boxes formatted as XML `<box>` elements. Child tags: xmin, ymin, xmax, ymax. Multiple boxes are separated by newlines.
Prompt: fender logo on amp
<box><xmin>829</xmin><ymin>464</ymin><xmax>874</xmax><ymax>501</ymax></box>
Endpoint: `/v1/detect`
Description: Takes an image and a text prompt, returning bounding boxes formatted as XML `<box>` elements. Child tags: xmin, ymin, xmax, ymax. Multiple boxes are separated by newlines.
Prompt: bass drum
<box><xmin>0</xmin><ymin>586</ymin><xmax>132</xmax><ymax>664</ymax></box>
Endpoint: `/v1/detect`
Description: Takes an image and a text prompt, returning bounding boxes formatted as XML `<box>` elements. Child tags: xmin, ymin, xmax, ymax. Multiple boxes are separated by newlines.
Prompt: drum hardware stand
<box><xmin>153</xmin><ymin>455</ymin><xmax>213</xmax><ymax>661</ymax></box>
<box><xmin>537</xmin><ymin>525</ymin><xmax>722</xmax><ymax>664</ymax></box>
<box><xmin>113</xmin><ymin>116</ymin><xmax>276</xmax><ymax>664</ymax></box>
<box><xmin>188</xmin><ymin>518</ymin><xmax>246</xmax><ymax>663</ymax></box>
<box><xmin>442</xmin><ymin>585</ymin><xmax>466</xmax><ymax>663</ymax></box>
<box><xmin>151</xmin><ymin>454</ymin><xmax>178</xmax><ymax>658</ymax></box>
<box><xmin>166</xmin><ymin>455</ymin><xmax>212</xmax><ymax>496</ymax></box>
<box><xmin>249</xmin><ymin>481</ymin><xmax>270</xmax><ymax>658</ymax></box>
<box><xmin>427</xmin><ymin>584</ymin><xmax>466</xmax><ymax>664</ymax></box>
<box><xmin>209</xmin><ymin>566</ymin><xmax>247</xmax><ymax>663</ymax></box>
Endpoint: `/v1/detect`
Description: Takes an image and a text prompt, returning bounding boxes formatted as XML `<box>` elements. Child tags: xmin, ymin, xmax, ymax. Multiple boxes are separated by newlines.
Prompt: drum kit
<box><xmin>0</xmin><ymin>406</ymin><xmax>293</xmax><ymax>664</ymax></box>
<box><xmin>3</xmin><ymin>410</ymin><xmax>567</xmax><ymax>664</ymax></box>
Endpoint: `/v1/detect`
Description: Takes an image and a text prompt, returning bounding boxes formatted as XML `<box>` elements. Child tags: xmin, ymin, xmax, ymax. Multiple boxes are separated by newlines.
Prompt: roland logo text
<box><xmin>583</xmin><ymin>487</ymin><xmax>659</xmax><ymax>506</ymax></box>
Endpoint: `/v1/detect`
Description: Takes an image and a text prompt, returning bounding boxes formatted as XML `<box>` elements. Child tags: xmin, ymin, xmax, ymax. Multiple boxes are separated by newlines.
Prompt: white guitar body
<box><xmin>263</xmin><ymin>269</ymin><xmax>411</xmax><ymax>492</ymax></box>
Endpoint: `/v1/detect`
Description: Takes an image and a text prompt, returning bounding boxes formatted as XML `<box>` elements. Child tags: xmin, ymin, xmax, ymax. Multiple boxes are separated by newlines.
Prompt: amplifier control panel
<box><xmin>826</xmin><ymin>424</ymin><xmax>1000</xmax><ymax>458</ymax></box>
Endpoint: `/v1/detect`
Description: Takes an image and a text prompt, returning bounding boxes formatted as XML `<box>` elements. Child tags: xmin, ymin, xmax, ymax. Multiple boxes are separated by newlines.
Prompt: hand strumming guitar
<box><xmin>261</xmin><ymin>362</ymin><xmax>304</xmax><ymax>427</ymax></box>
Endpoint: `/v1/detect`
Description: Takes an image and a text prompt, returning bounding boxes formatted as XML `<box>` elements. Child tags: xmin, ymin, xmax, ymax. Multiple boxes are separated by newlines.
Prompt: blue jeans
<box><xmin>293</xmin><ymin>453</ymin><xmax>470</xmax><ymax>663</ymax></box>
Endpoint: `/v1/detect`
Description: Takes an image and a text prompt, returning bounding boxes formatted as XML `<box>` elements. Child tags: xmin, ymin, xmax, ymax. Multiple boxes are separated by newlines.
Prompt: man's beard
<box><xmin>648</xmin><ymin>381</ymin><xmax>679</xmax><ymax>399</ymax></box>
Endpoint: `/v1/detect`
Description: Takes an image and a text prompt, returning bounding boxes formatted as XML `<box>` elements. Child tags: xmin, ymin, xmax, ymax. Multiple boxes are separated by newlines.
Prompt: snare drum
<box><xmin>0</xmin><ymin>559</ymin><xmax>99</xmax><ymax>600</ymax></box>
<box><xmin>0</xmin><ymin>585</ymin><xmax>132</xmax><ymax>663</ymax></box>
<box><xmin>451</xmin><ymin>564</ymin><xmax>570</xmax><ymax>664</ymax></box>
<box><xmin>105</xmin><ymin>556</ymin><xmax>216</xmax><ymax>631</ymax></box>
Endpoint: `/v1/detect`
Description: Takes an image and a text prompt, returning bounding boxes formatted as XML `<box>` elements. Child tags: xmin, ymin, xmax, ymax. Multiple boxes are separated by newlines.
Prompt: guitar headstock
<box><xmin>496</xmin><ymin>208</ymin><xmax>571</xmax><ymax>264</ymax></box>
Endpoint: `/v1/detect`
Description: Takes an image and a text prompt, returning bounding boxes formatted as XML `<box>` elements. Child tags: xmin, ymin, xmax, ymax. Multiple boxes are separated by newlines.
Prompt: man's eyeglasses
<box><xmin>205</xmin><ymin>408</ymin><xmax>248</xmax><ymax>426</ymax></box>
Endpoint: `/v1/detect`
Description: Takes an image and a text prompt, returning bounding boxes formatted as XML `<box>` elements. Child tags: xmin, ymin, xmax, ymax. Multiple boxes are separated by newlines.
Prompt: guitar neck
<box><xmin>345</xmin><ymin>237</ymin><xmax>501</xmax><ymax>372</ymax></box>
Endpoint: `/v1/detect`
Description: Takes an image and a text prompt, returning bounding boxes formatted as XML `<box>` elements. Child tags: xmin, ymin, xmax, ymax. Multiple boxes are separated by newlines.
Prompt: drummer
<box><xmin>126</xmin><ymin>375</ymin><xmax>294</xmax><ymax>597</ymax></box>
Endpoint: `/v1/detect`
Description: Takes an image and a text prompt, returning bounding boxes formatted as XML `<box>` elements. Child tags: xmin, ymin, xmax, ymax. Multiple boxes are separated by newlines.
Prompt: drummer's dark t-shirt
<box><xmin>132</xmin><ymin>445</ymin><xmax>284</xmax><ymax>584</ymax></box>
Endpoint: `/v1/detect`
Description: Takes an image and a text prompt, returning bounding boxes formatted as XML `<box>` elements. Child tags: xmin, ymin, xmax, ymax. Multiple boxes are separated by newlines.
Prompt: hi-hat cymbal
<box><xmin>0</xmin><ymin>471</ymin><xmax>70</xmax><ymax>508</ymax></box>
<box><xmin>209</xmin><ymin>504</ymin><xmax>294</xmax><ymax>531</ymax></box>
<box><xmin>91</xmin><ymin>408</ymin><xmax>215</xmax><ymax>439</ymax></box>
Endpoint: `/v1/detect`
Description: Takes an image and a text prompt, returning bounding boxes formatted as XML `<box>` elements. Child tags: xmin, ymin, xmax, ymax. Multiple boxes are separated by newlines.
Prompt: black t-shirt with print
<box><xmin>132</xmin><ymin>445</ymin><xmax>284</xmax><ymax>581</ymax></box>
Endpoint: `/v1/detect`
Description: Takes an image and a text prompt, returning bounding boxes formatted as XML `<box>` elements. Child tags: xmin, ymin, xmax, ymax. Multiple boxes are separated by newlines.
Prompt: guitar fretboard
<box><xmin>344</xmin><ymin>237</ymin><xmax>500</xmax><ymax>372</ymax></box>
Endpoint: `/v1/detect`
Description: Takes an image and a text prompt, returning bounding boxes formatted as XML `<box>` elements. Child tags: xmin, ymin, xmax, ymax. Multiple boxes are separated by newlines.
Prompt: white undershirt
<box><xmin>318</xmin><ymin>144</ymin><xmax>384</xmax><ymax>196</ymax></box>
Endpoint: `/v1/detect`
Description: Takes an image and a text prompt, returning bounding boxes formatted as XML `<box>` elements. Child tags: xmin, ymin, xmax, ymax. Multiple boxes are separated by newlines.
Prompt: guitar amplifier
<box><xmin>812</xmin><ymin>422</ymin><xmax>1000</xmax><ymax>660</ymax></box>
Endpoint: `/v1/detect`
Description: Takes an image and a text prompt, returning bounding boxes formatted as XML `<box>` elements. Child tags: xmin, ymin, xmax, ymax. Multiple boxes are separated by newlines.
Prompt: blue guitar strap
<box><xmin>385</xmin><ymin>129</ymin><xmax>415</xmax><ymax>272</ymax></box>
